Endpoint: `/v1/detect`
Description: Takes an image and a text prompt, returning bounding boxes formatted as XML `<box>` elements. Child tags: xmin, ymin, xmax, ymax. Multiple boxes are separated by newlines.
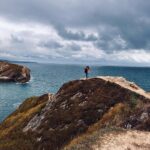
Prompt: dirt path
<box><xmin>93</xmin><ymin>130</ymin><xmax>150</xmax><ymax>150</ymax></box>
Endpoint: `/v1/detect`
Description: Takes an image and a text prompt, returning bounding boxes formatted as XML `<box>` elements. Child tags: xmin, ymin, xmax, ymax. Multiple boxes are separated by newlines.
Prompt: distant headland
<box><xmin>0</xmin><ymin>61</ymin><xmax>31</xmax><ymax>83</ymax></box>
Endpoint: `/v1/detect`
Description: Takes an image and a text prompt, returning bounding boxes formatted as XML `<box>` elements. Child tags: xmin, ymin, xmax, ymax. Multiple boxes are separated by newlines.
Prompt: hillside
<box><xmin>0</xmin><ymin>76</ymin><xmax>149</xmax><ymax>150</ymax></box>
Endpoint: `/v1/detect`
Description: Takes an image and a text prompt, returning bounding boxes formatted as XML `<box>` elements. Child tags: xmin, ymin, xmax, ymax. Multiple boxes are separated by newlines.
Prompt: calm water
<box><xmin>0</xmin><ymin>63</ymin><xmax>150</xmax><ymax>122</ymax></box>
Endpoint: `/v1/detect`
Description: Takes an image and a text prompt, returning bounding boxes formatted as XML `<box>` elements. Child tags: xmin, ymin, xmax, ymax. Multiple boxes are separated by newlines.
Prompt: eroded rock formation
<box><xmin>0</xmin><ymin>61</ymin><xmax>30</xmax><ymax>83</ymax></box>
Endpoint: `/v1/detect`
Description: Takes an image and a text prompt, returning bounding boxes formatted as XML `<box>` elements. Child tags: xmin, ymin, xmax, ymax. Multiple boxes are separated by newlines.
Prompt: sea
<box><xmin>0</xmin><ymin>62</ymin><xmax>150</xmax><ymax>122</ymax></box>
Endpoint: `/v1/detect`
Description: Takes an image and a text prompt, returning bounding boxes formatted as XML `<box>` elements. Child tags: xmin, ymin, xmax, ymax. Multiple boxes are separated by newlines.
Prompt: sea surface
<box><xmin>0</xmin><ymin>63</ymin><xmax>150</xmax><ymax>122</ymax></box>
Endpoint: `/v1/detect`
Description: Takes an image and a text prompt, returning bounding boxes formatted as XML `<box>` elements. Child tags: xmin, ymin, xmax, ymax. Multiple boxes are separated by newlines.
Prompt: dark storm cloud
<box><xmin>38</xmin><ymin>40</ymin><xmax>63</xmax><ymax>49</ymax></box>
<box><xmin>67</xmin><ymin>43</ymin><xmax>81</xmax><ymax>51</ymax></box>
<box><xmin>0</xmin><ymin>0</ymin><xmax>150</xmax><ymax>64</ymax></box>
<box><xmin>0</xmin><ymin>0</ymin><xmax>150</xmax><ymax>51</ymax></box>
<box><xmin>55</xmin><ymin>26</ymin><xmax>98</xmax><ymax>41</ymax></box>
<box><xmin>120</xmin><ymin>22</ymin><xmax>150</xmax><ymax>49</ymax></box>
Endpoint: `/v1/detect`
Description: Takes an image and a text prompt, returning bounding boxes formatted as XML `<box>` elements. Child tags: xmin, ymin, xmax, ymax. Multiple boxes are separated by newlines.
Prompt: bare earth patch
<box><xmin>93</xmin><ymin>130</ymin><xmax>150</xmax><ymax>150</ymax></box>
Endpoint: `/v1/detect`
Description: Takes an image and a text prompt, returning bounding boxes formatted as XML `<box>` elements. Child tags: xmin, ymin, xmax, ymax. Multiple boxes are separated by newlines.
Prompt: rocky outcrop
<box><xmin>0</xmin><ymin>61</ymin><xmax>30</xmax><ymax>83</ymax></box>
<box><xmin>0</xmin><ymin>77</ymin><xmax>149</xmax><ymax>150</ymax></box>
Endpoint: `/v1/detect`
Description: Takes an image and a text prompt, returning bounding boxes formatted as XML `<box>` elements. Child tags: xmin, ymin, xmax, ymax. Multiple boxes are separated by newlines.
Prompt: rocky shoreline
<box><xmin>0</xmin><ymin>76</ymin><xmax>149</xmax><ymax>150</ymax></box>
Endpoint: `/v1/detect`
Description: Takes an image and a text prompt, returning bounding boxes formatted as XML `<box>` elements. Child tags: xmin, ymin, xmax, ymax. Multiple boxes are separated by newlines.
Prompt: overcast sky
<box><xmin>0</xmin><ymin>0</ymin><xmax>150</xmax><ymax>65</ymax></box>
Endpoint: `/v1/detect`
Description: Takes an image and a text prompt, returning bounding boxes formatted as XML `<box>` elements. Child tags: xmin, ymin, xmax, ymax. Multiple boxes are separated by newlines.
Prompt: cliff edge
<box><xmin>0</xmin><ymin>77</ymin><xmax>149</xmax><ymax>150</ymax></box>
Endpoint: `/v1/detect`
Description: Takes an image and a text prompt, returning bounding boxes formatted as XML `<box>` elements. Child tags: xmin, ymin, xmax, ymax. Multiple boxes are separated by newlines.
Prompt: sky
<box><xmin>0</xmin><ymin>0</ymin><xmax>150</xmax><ymax>66</ymax></box>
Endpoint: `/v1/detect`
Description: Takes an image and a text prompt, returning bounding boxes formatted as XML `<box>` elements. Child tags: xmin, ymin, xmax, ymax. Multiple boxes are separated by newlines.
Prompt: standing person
<box><xmin>84</xmin><ymin>66</ymin><xmax>90</xmax><ymax>79</ymax></box>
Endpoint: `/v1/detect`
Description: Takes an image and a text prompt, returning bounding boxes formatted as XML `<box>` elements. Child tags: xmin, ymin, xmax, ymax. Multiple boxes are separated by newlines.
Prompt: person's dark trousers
<box><xmin>86</xmin><ymin>73</ymin><xmax>88</xmax><ymax>79</ymax></box>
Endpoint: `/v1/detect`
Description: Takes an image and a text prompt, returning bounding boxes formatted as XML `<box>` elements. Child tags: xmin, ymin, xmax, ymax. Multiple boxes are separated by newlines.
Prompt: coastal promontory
<box><xmin>0</xmin><ymin>77</ymin><xmax>149</xmax><ymax>150</ymax></box>
<box><xmin>0</xmin><ymin>61</ymin><xmax>30</xmax><ymax>83</ymax></box>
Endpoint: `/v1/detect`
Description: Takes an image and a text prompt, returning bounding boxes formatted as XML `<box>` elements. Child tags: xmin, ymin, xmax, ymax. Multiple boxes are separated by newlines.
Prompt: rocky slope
<box><xmin>0</xmin><ymin>61</ymin><xmax>30</xmax><ymax>83</ymax></box>
<box><xmin>0</xmin><ymin>76</ymin><xmax>149</xmax><ymax>150</ymax></box>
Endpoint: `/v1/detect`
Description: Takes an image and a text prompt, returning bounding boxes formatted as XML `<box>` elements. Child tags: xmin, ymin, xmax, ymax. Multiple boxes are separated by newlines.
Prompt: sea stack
<box><xmin>0</xmin><ymin>61</ymin><xmax>30</xmax><ymax>83</ymax></box>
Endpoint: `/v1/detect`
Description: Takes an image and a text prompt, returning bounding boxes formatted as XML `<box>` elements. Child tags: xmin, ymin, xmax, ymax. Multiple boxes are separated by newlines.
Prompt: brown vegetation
<box><xmin>0</xmin><ymin>77</ymin><xmax>149</xmax><ymax>150</ymax></box>
<box><xmin>0</xmin><ymin>94</ymin><xmax>49</xmax><ymax>150</ymax></box>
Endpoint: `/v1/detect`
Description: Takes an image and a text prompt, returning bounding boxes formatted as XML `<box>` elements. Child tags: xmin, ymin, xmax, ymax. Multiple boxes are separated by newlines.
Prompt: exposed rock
<box><xmin>70</xmin><ymin>92</ymin><xmax>83</xmax><ymax>100</ymax></box>
<box><xmin>140</xmin><ymin>112</ymin><xmax>149</xmax><ymax>120</ymax></box>
<box><xmin>0</xmin><ymin>77</ymin><xmax>149</xmax><ymax>150</ymax></box>
<box><xmin>126</xmin><ymin>123</ymin><xmax>132</xmax><ymax>129</ymax></box>
<box><xmin>23</xmin><ymin>93</ymin><xmax>54</xmax><ymax>132</ymax></box>
<box><xmin>0</xmin><ymin>61</ymin><xmax>30</xmax><ymax>83</ymax></box>
<box><xmin>37</xmin><ymin>137</ymin><xmax>42</xmax><ymax>142</ymax></box>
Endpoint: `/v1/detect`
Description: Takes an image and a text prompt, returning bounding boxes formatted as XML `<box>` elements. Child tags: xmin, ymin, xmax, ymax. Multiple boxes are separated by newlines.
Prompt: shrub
<box><xmin>130</xmin><ymin>94</ymin><xmax>138</xmax><ymax>109</ymax></box>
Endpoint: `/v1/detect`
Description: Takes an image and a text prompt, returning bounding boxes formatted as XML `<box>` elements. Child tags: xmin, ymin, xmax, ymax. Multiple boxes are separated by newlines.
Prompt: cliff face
<box><xmin>0</xmin><ymin>77</ymin><xmax>149</xmax><ymax>150</ymax></box>
<box><xmin>0</xmin><ymin>61</ymin><xmax>30</xmax><ymax>83</ymax></box>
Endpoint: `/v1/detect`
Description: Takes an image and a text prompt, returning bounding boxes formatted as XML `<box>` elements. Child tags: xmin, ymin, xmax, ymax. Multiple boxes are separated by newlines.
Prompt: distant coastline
<box><xmin>0</xmin><ymin>59</ymin><xmax>37</xmax><ymax>64</ymax></box>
